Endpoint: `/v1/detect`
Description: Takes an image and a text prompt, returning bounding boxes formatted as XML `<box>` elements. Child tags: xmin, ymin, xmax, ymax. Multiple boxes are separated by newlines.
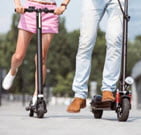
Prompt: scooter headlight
<box><xmin>125</xmin><ymin>76</ymin><xmax>134</xmax><ymax>85</ymax></box>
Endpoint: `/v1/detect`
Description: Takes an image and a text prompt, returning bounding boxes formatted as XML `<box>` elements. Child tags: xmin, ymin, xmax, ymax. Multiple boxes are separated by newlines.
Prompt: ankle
<box><xmin>10</xmin><ymin>68</ymin><xmax>18</xmax><ymax>76</ymax></box>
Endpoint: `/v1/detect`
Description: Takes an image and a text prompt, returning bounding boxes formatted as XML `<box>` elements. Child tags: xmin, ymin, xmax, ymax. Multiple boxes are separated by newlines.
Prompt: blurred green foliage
<box><xmin>0</xmin><ymin>14</ymin><xmax>141</xmax><ymax>97</ymax></box>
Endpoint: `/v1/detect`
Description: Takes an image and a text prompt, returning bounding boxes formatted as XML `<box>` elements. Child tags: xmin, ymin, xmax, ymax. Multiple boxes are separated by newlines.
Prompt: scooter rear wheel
<box><xmin>117</xmin><ymin>98</ymin><xmax>130</xmax><ymax>121</ymax></box>
<box><xmin>29</xmin><ymin>109</ymin><xmax>34</xmax><ymax>117</ymax></box>
<box><xmin>92</xmin><ymin>109</ymin><xmax>103</xmax><ymax>119</ymax></box>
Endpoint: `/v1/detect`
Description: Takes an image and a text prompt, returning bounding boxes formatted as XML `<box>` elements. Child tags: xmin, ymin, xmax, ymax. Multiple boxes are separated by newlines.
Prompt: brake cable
<box><xmin>117</xmin><ymin>0</ymin><xmax>130</xmax><ymax>21</ymax></box>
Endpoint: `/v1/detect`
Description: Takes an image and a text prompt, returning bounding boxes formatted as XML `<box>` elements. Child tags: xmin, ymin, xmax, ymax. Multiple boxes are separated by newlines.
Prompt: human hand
<box><xmin>15</xmin><ymin>5</ymin><xmax>25</xmax><ymax>14</ymax></box>
<box><xmin>54</xmin><ymin>6</ymin><xmax>66</xmax><ymax>15</ymax></box>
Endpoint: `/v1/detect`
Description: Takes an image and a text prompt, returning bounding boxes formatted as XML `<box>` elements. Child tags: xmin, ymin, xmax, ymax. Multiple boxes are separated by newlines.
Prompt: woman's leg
<box><xmin>11</xmin><ymin>29</ymin><xmax>33</xmax><ymax>74</ymax></box>
<box><xmin>2</xmin><ymin>29</ymin><xmax>33</xmax><ymax>90</ymax></box>
<box><xmin>32</xmin><ymin>33</ymin><xmax>54</xmax><ymax>105</ymax></box>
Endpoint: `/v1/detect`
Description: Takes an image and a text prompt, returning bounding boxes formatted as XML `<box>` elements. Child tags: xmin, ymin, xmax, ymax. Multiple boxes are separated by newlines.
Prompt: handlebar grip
<box><xmin>24</xmin><ymin>6</ymin><xmax>35</xmax><ymax>12</ymax></box>
<box><xmin>42</xmin><ymin>8</ymin><xmax>54</xmax><ymax>13</ymax></box>
<box><xmin>14</xmin><ymin>6</ymin><xmax>35</xmax><ymax>13</ymax></box>
<box><xmin>48</xmin><ymin>10</ymin><xmax>54</xmax><ymax>13</ymax></box>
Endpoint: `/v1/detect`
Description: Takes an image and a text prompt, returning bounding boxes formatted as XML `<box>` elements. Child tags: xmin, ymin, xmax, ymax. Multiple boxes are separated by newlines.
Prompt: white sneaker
<box><xmin>32</xmin><ymin>96</ymin><xmax>37</xmax><ymax>106</ymax></box>
<box><xmin>2</xmin><ymin>70</ymin><xmax>17</xmax><ymax>90</ymax></box>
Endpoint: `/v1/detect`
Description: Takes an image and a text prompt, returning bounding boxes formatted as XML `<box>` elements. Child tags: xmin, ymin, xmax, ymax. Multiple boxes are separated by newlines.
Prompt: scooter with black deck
<box><xmin>20</xmin><ymin>6</ymin><xmax>54</xmax><ymax>118</ymax></box>
<box><xmin>90</xmin><ymin>0</ymin><xmax>134</xmax><ymax>121</ymax></box>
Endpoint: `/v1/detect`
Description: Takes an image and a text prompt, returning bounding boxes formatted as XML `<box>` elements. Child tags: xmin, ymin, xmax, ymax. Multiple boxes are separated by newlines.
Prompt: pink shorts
<box><xmin>18</xmin><ymin>1</ymin><xmax>59</xmax><ymax>34</ymax></box>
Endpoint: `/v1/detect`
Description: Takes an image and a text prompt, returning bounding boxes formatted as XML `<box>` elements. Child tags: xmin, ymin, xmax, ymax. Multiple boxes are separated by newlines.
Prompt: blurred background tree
<box><xmin>0</xmin><ymin>13</ymin><xmax>141</xmax><ymax>97</ymax></box>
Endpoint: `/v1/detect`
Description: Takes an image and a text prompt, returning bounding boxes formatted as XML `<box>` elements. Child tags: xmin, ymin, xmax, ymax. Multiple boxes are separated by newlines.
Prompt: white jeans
<box><xmin>73</xmin><ymin>0</ymin><xmax>124</xmax><ymax>99</ymax></box>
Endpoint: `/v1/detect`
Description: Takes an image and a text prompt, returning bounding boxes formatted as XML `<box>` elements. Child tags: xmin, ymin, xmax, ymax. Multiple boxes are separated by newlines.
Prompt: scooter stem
<box><xmin>120</xmin><ymin>0</ymin><xmax>129</xmax><ymax>91</ymax></box>
<box><xmin>36</xmin><ymin>10</ymin><xmax>43</xmax><ymax>96</ymax></box>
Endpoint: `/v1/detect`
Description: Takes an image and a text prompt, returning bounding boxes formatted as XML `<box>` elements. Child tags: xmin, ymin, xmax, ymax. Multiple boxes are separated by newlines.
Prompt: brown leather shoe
<box><xmin>102</xmin><ymin>91</ymin><xmax>115</xmax><ymax>102</ymax></box>
<box><xmin>67</xmin><ymin>98</ymin><xmax>86</xmax><ymax>113</ymax></box>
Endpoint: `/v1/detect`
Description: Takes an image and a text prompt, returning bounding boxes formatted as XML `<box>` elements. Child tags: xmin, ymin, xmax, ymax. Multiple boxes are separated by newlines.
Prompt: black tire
<box><xmin>117</xmin><ymin>98</ymin><xmax>130</xmax><ymax>121</ymax></box>
<box><xmin>37</xmin><ymin>103</ymin><xmax>45</xmax><ymax>118</ymax></box>
<box><xmin>92</xmin><ymin>109</ymin><xmax>103</xmax><ymax>119</ymax></box>
<box><xmin>29</xmin><ymin>109</ymin><xmax>34</xmax><ymax>117</ymax></box>
<box><xmin>37</xmin><ymin>109</ymin><xmax>44</xmax><ymax>118</ymax></box>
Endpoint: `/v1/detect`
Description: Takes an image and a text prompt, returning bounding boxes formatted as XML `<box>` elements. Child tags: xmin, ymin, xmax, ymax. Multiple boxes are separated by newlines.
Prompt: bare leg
<box><xmin>10</xmin><ymin>29</ymin><xmax>33</xmax><ymax>75</ymax></box>
<box><xmin>33</xmin><ymin>33</ymin><xmax>54</xmax><ymax>96</ymax></box>
<box><xmin>2</xmin><ymin>29</ymin><xmax>33</xmax><ymax>90</ymax></box>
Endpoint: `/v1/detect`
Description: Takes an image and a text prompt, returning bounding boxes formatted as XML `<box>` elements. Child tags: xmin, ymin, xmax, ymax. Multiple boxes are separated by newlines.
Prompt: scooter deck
<box><xmin>91</xmin><ymin>101</ymin><xmax>115</xmax><ymax>110</ymax></box>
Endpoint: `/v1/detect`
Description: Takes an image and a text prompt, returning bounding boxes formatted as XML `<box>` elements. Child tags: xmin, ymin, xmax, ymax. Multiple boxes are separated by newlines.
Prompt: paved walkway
<box><xmin>0</xmin><ymin>102</ymin><xmax>141</xmax><ymax>135</ymax></box>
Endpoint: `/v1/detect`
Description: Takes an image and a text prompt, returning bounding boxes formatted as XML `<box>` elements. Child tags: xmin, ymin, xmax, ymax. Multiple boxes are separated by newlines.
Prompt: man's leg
<box><xmin>102</xmin><ymin>0</ymin><xmax>123</xmax><ymax>101</ymax></box>
<box><xmin>67</xmin><ymin>0</ymin><xmax>106</xmax><ymax>113</ymax></box>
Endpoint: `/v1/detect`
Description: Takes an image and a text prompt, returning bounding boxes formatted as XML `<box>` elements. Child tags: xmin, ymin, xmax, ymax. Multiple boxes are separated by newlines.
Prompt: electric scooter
<box><xmin>90</xmin><ymin>0</ymin><xmax>134</xmax><ymax>121</ymax></box>
<box><xmin>19</xmin><ymin>6</ymin><xmax>54</xmax><ymax>118</ymax></box>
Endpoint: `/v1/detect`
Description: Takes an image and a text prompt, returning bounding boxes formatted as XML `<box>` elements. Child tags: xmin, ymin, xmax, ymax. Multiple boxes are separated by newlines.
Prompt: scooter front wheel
<box><xmin>37</xmin><ymin>101</ymin><xmax>46</xmax><ymax>118</ymax></box>
<box><xmin>37</xmin><ymin>109</ymin><xmax>44</xmax><ymax>118</ymax></box>
<box><xmin>117</xmin><ymin>98</ymin><xmax>130</xmax><ymax>121</ymax></box>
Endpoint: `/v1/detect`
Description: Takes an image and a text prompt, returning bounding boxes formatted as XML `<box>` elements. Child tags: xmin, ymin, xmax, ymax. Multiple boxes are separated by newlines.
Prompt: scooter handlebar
<box><xmin>24</xmin><ymin>7</ymin><xmax>35</xmax><ymax>12</ymax></box>
<box><xmin>15</xmin><ymin>6</ymin><xmax>54</xmax><ymax>13</ymax></box>
<box><xmin>42</xmin><ymin>8</ymin><xmax>54</xmax><ymax>13</ymax></box>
